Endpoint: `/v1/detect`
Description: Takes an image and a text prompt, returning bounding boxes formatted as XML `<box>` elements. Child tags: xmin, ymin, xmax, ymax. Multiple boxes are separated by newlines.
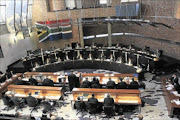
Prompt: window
<box><xmin>99</xmin><ymin>0</ymin><xmax>112</xmax><ymax>7</ymax></box>
<box><xmin>100</xmin><ymin>0</ymin><xmax>107</xmax><ymax>4</ymax></box>
<box><xmin>0</xmin><ymin>0</ymin><xmax>6</xmax><ymax>25</ymax></box>
<box><xmin>121</xmin><ymin>0</ymin><xmax>138</xmax><ymax>2</ymax></box>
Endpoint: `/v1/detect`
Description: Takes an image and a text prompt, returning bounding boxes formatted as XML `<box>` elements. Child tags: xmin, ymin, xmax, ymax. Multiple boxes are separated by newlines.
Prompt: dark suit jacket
<box><xmin>117</xmin><ymin>82</ymin><xmax>127</xmax><ymax>89</ymax></box>
<box><xmin>29</xmin><ymin>78</ymin><xmax>37</xmax><ymax>85</ymax></box>
<box><xmin>16</xmin><ymin>80</ymin><xmax>25</xmax><ymax>85</ymax></box>
<box><xmin>91</xmin><ymin>79</ymin><xmax>99</xmax><ymax>85</ymax></box>
<box><xmin>129</xmin><ymin>81</ymin><xmax>139</xmax><ymax>89</ymax></box>
<box><xmin>104</xmin><ymin>97</ymin><xmax>114</xmax><ymax>106</ymax></box>
<box><xmin>74</xmin><ymin>101</ymin><xmax>86</xmax><ymax>109</ymax></box>
<box><xmin>26</xmin><ymin>96</ymin><xmax>37</xmax><ymax>107</ymax></box>
<box><xmin>107</xmin><ymin>81</ymin><xmax>116</xmax><ymax>87</ymax></box>
<box><xmin>88</xmin><ymin>97</ymin><xmax>98</xmax><ymax>104</ymax></box>
<box><xmin>83</xmin><ymin>80</ymin><xmax>91</xmax><ymax>87</ymax></box>
<box><xmin>43</xmin><ymin>78</ymin><xmax>54</xmax><ymax>86</ymax></box>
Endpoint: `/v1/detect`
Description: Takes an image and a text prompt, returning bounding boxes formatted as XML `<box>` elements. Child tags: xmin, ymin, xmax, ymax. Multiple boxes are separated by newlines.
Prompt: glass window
<box><xmin>121</xmin><ymin>0</ymin><xmax>138</xmax><ymax>2</ymax></box>
<box><xmin>100</xmin><ymin>0</ymin><xmax>107</xmax><ymax>4</ymax></box>
<box><xmin>0</xmin><ymin>0</ymin><xmax>6</xmax><ymax>25</ymax></box>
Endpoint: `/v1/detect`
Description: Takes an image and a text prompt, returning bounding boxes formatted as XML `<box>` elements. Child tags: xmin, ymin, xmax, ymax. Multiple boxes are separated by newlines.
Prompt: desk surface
<box><xmin>7</xmin><ymin>85</ymin><xmax>63</xmax><ymax>100</ymax></box>
<box><xmin>0</xmin><ymin>73</ymin><xmax>23</xmax><ymax>98</ymax></box>
<box><xmin>162</xmin><ymin>78</ymin><xmax>180</xmax><ymax>117</ymax></box>
<box><xmin>72</xmin><ymin>88</ymin><xmax>141</xmax><ymax>105</ymax></box>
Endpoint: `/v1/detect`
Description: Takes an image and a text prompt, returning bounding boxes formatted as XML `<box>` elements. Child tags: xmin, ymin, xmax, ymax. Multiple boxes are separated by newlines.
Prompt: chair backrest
<box><xmin>106</xmin><ymin>85</ymin><xmax>115</xmax><ymax>89</ymax></box>
<box><xmin>26</xmin><ymin>97</ymin><xmax>37</xmax><ymax>107</ymax></box>
<box><xmin>88</xmin><ymin>102</ymin><xmax>97</xmax><ymax>113</ymax></box>
<box><xmin>2</xmin><ymin>97</ymin><xmax>10</xmax><ymax>105</ymax></box>
<box><xmin>129</xmin><ymin>84</ymin><xmax>139</xmax><ymax>89</ymax></box>
<box><xmin>75</xmin><ymin>101</ymin><xmax>86</xmax><ymax>110</ymax></box>
<box><xmin>11</xmin><ymin>97</ymin><xmax>21</xmax><ymax>106</ymax></box>
<box><xmin>91</xmin><ymin>84</ymin><xmax>100</xmax><ymax>88</ymax></box>
<box><xmin>104</xmin><ymin>106</ymin><xmax>114</xmax><ymax>116</ymax></box>
<box><xmin>80</xmin><ymin>84</ymin><xmax>89</xmax><ymax>88</ymax></box>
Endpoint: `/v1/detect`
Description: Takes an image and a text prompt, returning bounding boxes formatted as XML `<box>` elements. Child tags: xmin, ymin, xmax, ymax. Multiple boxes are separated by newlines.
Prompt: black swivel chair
<box><xmin>103</xmin><ymin>106</ymin><xmax>115</xmax><ymax>119</ymax></box>
<box><xmin>87</xmin><ymin>102</ymin><xmax>99</xmax><ymax>119</ymax></box>
<box><xmin>2</xmin><ymin>97</ymin><xmax>14</xmax><ymax>111</ymax></box>
<box><xmin>26</xmin><ymin>97</ymin><xmax>39</xmax><ymax>114</ymax></box>
<box><xmin>91</xmin><ymin>84</ymin><xmax>100</xmax><ymax>88</ymax></box>
<box><xmin>11</xmin><ymin>98</ymin><xmax>24</xmax><ymax>112</ymax></box>
<box><xmin>128</xmin><ymin>84</ymin><xmax>139</xmax><ymax>89</ymax></box>
<box><xmin>106</xmin><ymin>85</ymin><xmax>115</xmax><ymax>89</ymax></box>
<box><xmin>75</xmin><ymin>101</ymin><xmax>86</xmax><ymax>116</ymax></box>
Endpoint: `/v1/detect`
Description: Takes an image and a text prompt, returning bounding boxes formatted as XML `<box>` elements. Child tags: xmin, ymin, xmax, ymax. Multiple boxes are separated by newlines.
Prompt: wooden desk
<box><xmin>72</xmin><ymin>88</ymin><xmax>141</xmax><ymax>105</ymax></box>
<box><xmin>0</xmin><ymin>73</ymin><xmax>23</xmax><ymax>98</ymax></box>
<box><xmin>6</xmin><ymin>85</ymin><xmax>64</xmax><ymax>100</ymax></box>
<box><xmin>23</xmin><ymin>72</ymin><xmax>67</xmax><ymax>83</ymax></box>
<box><xmin>162</xmin><ymin>78</ymin><xmax>180</xmax><ymax>117</ymax></box>
<box><xmin>81</xmin><ymin>73</ymin><xmax>138</xmax><ymax>84</ymax></box>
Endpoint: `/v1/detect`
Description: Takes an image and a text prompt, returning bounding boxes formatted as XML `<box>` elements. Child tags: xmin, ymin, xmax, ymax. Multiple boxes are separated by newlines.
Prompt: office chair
<box><xmin>87</xmin><ymin>102</ymin><xmax>99</xmax><ymax>118</ymax></box>
<box><xmin>80</xmin><ymin>84</ymin><xmax>89</xmax><ymax>88</ymax></box>
<box><xmin>91</xmin><ymin>84</ymin><xmax>100</xmax><ymax>88</ymax></box>
<box><xmin>26</xmin><ymin>97</ymin><xmax>39</xmax><ymax>114</ymax></box>
<box><xmin>106</xmin><ymin>85</ymin><xmax>115</xmax><ymax>89</ymax></box>
<box><xmin>75</xmin><ymin>101</ymin><xmax>86</xmax><ymax>116</ymax></box>
<box><xmin>11</xmin><ymin>98</ymin><xmax>24</xmax><ymax>112</ymax></box>
<box><xmin>2</xmin><ymin>97</ymin><xmax>14</xmax><ymax>111</ymax></box>
<box><xmin>128</xmin><ymin>84</ymin><xmax>139</xmax><ymax>89</ymax></box>
<box><xmin>103</xmin><ymin>106</ymin><xmax>115</xmax><ymax>119</ymax></box>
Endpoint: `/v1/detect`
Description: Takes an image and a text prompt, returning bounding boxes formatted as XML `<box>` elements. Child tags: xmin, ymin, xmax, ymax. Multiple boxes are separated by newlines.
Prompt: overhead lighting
<box><xmin>96</xmin><ymin>34</ymin><xmax>108</xmax><ymax>38</ymax></box>
<box><xmin>83</xmin><ymin>35</ymin><xmax>95</xmax><ymax>39</ymax></box>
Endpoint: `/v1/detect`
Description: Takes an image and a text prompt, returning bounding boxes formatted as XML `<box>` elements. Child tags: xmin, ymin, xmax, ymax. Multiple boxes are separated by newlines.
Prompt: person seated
<box><xmin>174</xmin><ymin>83</ymin><xmax>180</xmax><ymax>93</ymax></box>
<box><xmin>117</xmin><ymin>78</ymin><xmax>127</xmax><ymax>89</ymax></box>
<box><xmin>88</xmin><ymin>94</ymin><xmax>102</xmax><ymax>112</ymax></box>
<box><xmin>74</xmin><ymin>97</ymin><xmax>86</xmax><ymax>110</ymax></box>
<box><xmin>26</xmin><ymin>92</ymin><xmax>38</xmax><ymax>105</ymax></box>
<box><xmin>91</xmin><ymin>77</ymin><xmax>99</xmax><ymax>85</ymax></box>
<box><xmin>82</xmin><ymin>78</ymin><xmax>91</xmax><ymax>87</ymax></box>
<box><xmin>129</xmin><ymin>78</ymin><xmax>139</xmax><ymax>89</ymax></box>
<box><xmin>106</xmin><ymin>78</ymin><xmax>116</xmax><ymax>89</ymax></box>
<box><xmin>91</xmin><ymin>83</ymin><xmax>100</xmax><ymax>88</ymax></box>
<box><xmin>170</xmin><ymin>74</ymin><xmax>179</xmax><ymax>85</ymax></box>
<box><xmin>29</xmin><ymin>75</ymin><xmax>38</xmax><ymax>85</ymax></box>
<box><xmin>104</xmin><ymin>94</ymin><xmax>114</xmax><ymax>107</ymax></box>
<box><xmin>88</xmin><ymin>94</ymin><xmax>98</xmax><ymax>105</ymax></box>
<box><xmin>16</xmin><ymin>77</ymin><xmax>26</xmax><ymax>85</ymax></box>
<box><xmin>43</xmin><ymin>76</ymin><xmax>54</xmax><ymax>86</ymax></box>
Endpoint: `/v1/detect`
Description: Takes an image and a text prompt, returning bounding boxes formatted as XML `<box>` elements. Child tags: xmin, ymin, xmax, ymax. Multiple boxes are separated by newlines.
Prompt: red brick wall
<box><xmin>32</xmin><ymin>0</ymin><xmax>180</xmax><ymax>59</ymax></box>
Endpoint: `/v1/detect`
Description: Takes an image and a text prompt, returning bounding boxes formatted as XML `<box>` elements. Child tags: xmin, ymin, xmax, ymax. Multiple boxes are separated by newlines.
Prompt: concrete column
<box><xmin>108</xmin><ymin>22</ymin><xmax>112</xmax><ymax>47</ymax></box>
<box><xmin>78</xmin><ymin>23</ymin><xmax>84</xmax><ymax>47</ymax></box>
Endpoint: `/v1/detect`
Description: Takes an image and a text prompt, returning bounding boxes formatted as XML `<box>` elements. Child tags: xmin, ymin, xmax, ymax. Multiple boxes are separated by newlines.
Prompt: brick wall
<box><xmin>32</xmin><ymin>0</ymin><xmax>180</xmax><ymax>59</ymax></box>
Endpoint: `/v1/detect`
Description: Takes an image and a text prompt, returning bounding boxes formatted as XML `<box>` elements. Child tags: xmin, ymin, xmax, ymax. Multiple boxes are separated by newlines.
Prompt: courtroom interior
<box><xmin>0</xmin><ymin>0</ymin><xmax>180</xmax><ymax>120</ymax></box>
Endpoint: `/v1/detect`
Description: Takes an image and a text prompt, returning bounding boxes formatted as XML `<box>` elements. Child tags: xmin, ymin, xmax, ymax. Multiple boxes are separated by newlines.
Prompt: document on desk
<box><xmin>174</xmin><ymin>100</ymin><xmax>180</xmax><ymax>105</ymax></box>
<box><xmin>15</xmin><ymin>94</ymin><xmax>26</xmax><ymax>97</ymax></box>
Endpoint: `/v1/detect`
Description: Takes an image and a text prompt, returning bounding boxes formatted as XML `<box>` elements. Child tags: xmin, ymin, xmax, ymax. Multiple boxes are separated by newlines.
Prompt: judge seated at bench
<box><xmin>129</xmin><ymin>78</ymin><xmax>139</xmax><ymax>89</ymax></box>
<box><xmin>29</xmin><ymin>75</ymin><xmax>38</xmax><ymax>85</ymax></box>
<box><xmin>16</xmin><ymin>77</ymin><xmax>26</xmax><ymax>85</ymax></box>
<box><xmin>117</xmin><ymin>78</ymin><xmax>127</xmax><ymax>89</ymax></box>
<box><xmin>91</xmin><ymin>77</ymin><xmax>100</xmax><ymax>88</ymax></box>
<box><xmin>82</xmin><ymin>78</ymin><xmax>91</xmax><ymax>88</ymax></box>
<box><xmin>106</xmin><ymin>78</ymin><xmax>116</xmax><ymax>89</ymax></box>
<box><xmin>42</xmin><ymin>76</ymin><xmax>54</xmax><ymax>86</ymax></box>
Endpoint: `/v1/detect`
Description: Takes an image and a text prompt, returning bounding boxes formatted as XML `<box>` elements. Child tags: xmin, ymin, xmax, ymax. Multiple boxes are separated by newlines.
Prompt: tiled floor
<box><xmin>0</xmin><ymin>70</ymin><xmax>179</xmax><ymax>120</ymax></box>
